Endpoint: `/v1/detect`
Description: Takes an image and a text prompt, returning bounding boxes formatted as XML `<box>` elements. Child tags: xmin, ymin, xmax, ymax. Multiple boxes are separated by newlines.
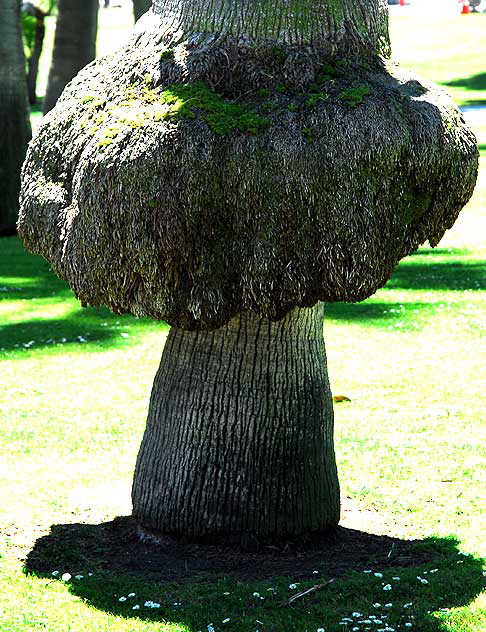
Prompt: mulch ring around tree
<box><xmin>25</xmin><ymin>515</ymin><xmax>442</xmax><ymax>582</ymax></box>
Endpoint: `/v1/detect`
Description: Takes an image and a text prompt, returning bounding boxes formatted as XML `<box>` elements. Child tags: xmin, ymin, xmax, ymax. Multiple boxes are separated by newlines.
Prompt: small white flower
<box><xmin>253</xmin><ymin>592</ymin><xmax>260</xmax><ymax>597</ymax></box>
<box><xmin>375</xmin><ymin>620</ymin><xmax>383</xmax><ymax>624</ymax></box>
<box><xmin>74</xmin><ymin>575</ymin><xmax>84</xmax><ymax>580</ymax></box>
<box><xmin>128</xmin><ymin>592</ymin><xmax>136</xmax><ymax>597</ymax></box>
<box><xmin>404</xmin><ymin>603</ymin><xmax>413</xmax><ymax>608</ymax></box>
<box><xmin>132</xmin><ymin>605</ymin><xmax>140</xmax><ymax>610</ymax></box>
<box><xmin>364</xmin><ymin>569</ymin><xmax>373</xmax><ymax>573</ymax></box>
<box><xmin>61</xmin><ymin>573</ymin><xmax>71</xmax><ymax>581</ymax></box>
<box><xmin>384</xmin><ymin>603</ymin><xmax>393</xmax><ymax>608</ymax></box>
<box><xmin>119</xmin><ymin>596</ymin><xmax>127</xmax><ymax>602</ymax></box>
<box><xmin>383</xmin><ymin>584</ymin><xmax>392</xmax><ymax>591</ymax></box>
<box><xmin>457</xmin><ymin>560</ymin><xmax>464</xmax><ymax>564</ymax></box>
<box><xmin>374</xmin><ymin>572</ymin><xmax>383</xmax><ymax>578</ymax></box>
<box><xmin>405</xmin><ymin>624</ymin><xmax>412</xmax><ymax>628</ymax></box>
<box><xmin>289</xmin><ymin>584</ymin><xmax>298</xmax><ymax>589</ymax></box>
<box><xmin>429</xmin><ymin>569</ymin><xmax>438</xmax><ymax>574</ymax></box>
<box><xmin>352</xmin><ymin>612</ymin><xmax>362</xmax><ymax>617</ymax></box>
<box><xmin>207</xmin><ymin>626</ymin><xmax>215</xmax><ymax>632</ymax></box>
<box><xmin>144</xmin><ymin>601</ymin><xmax>153</xmax><ymax>607</ymax></box>
<box><xmin>317</xmin><ymin>628</ymin><xmax>326</xmax><ymax>632</ymax></box>
<box><xmin>88</xmin><ymin>573</ymin><xmax>93</xmax><ymax>576</ymax></box>
<box><xmin>120</xmin><ymin>333</ymin><xmax>129</xmax><ymax>338</ymax></box>
<box><xmin>353</xmin><ymin>628</ymin><xmax>360</xmax><ymax>631</ymax></box>
<box><xmin>51</xmin><ymin>571</ymin><xmax>59</xmax><ymax>576</ymax></box>
<box><xmin>392</xmin><ymin>577</ymin><xmax>400</xmax><ymax>580</ymax></box>
<box><xmin>223</xmin><ymin>592</ymin><xmax>230</xmax><ymax>595</ymax></box>
<box><xmin>152</xmin><ymin>603</ymin><xmax>160</xmax><ymax>608</ymax></box>
<box><xmin>362</xmin><ymin>620</ymin><xmax>372</xmax><ymax>624</ymax></box>
<box><xmin>373</xmin><ymin>603</ymin><xmax>382</xmax><ymax>608</ymax></box>
<box><xmin>222</xmin><ymin>618</ymin><xmax>230</xmax><ymax>624</ymax></box>
<box><xmin>417</xmin><ymin>576</ymin><xmax>428</xmax><ymax>584</ymax></box>
<box><xmin>313</xmin><ymin>570</ymin><xmax>319</xmax><ymax>574</ymax></box>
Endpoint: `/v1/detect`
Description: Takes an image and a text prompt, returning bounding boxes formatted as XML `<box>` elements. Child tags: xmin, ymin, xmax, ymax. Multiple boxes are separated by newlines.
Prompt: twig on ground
<box><xmin>283</xmin><ymin>578</ymin><xmax>336</xmax><ymax>606</ymax></box>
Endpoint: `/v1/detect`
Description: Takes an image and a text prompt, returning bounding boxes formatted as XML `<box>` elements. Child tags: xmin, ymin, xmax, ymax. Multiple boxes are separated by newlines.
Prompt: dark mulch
<box><xmin>25</xmin><ymin>516</ymin><xmax>442</xmax><ymax>581</ymax></box>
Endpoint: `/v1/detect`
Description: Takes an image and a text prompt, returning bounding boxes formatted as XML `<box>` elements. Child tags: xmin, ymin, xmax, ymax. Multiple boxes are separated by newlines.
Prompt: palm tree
<box><xmin>43</xmin><ymin>0</ymin><xmax>98</xmax><ymax>114</ymax></box>
<box><xmin>19</xmin><ymin>0</ymin><xmax>478</xmax><ymax>544</ymax></box>
<box><xmin>0</xmin><ymin>0</ymin><xmax>32</xmax><ymax>236</ymax></box>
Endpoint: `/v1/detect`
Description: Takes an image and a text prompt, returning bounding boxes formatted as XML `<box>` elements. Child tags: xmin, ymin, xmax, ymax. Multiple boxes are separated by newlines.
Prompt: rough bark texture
<box><xmin>43</xmin><ymin>0</ymin><xmax>98</xmax><ymax>114</ymax></box>
<box><xmin>0</xmin><ymin>0</ymin><xmax>32</xmax><ymax>236</ymax></box>
<box><xmin>133</xmin><ymin>304</ymin><xmax>339</xmax><ymax>540</ymax></box>
<box><xmin>133</xmin><ymin>0</ymin><xmax>152</xmax><ymax>22</ymax></box>
<box><xmin>18</xmin><ymin>40</ymin><xmax>478</xmax><ymax>328</ymax></box>
<box><xmin>151</xmin><ymin>0</ymin><xmax>390</xmax><ymax>57</ymax></box>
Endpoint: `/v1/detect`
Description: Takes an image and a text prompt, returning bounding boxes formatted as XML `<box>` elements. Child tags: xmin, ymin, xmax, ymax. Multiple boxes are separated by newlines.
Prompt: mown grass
<box><xmin>1</xmin><ymin>8</ymin><xmax>485</xmax><ymax>632</ymax></box>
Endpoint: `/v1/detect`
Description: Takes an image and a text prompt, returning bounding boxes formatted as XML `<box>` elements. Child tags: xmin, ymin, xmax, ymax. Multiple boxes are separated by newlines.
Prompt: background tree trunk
<box><xmin>43</xmin><ymin>0</ymin><xmax>98</xmax><ymax>114</ymax></box>
<box><xmin>133</xmin><ymin>0</ymin><xmax>151</xmax><ymax>22</ymax></box>
<box><xmin>0</xmin><ymin>0</ymin><xmax>32</xmax><ymax>236</ymax></box>
<box><xmin>22</xmin><ymin>3</ymin><xmax>47</xmax><ymax>105</ymax></box>
<box><xmin>132</xmin><ymin>304</ymin><xmax>340</xmax><ymax>542</ymax></box>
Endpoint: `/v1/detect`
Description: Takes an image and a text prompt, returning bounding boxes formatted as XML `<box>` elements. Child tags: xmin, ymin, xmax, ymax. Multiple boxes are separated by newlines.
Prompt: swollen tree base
<box><xmin>132</xmin><ymin>304</ymin><xmax>340</xmax><ymax>543</ymax></box>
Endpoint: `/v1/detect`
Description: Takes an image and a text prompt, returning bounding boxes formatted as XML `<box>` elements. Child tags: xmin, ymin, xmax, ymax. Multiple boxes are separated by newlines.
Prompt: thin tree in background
<box><xmin>22</xmin><ymin>1</ymin><xmax>53</xmax><ymax>105</ymax></box>
<box><xmin>133</xmin><ymin>0</ymin><xmax>151</xmax><ymax>22</ymax></box>
<box><xmin>43</xmin><ymin>0</ymin><xmax>98</xmax><ymax>114</ymax></box>
<box><xmin>0</xmin><ymin>0</ymin><xmax>32</xmax><ymax>237</ymax></box>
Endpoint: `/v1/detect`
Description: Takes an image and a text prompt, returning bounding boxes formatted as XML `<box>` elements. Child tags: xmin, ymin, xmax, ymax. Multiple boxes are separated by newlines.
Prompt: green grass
<box><xmin>1</xmin><ymin>8</ymin><xmax>486</xmax><ymax>632</ymax></box>
<box><xmin>390</xmin><ymin>14</ymin><xmax>486</xmax><ymax>106</ymax></box>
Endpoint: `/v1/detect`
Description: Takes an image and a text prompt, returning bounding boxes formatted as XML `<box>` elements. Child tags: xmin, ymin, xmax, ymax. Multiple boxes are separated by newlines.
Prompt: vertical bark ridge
<box><xmin>150</xmin><ymin>0</ymin><xmax>390</xmax><ymax>57</ymax></box>
<box><xmin>132</xmin><ymin>304</ymin><xmax>340</xmax><ymax>541</ymax></box>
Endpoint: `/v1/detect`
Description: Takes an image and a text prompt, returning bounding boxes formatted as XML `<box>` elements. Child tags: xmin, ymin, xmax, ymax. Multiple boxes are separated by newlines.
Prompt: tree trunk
<box><xmin>132</xmin><ymin>304</ymin><xmax>340</xmax><ymax>542</ymax></box>
<box><xmin>43</xmin><ymin>0</ymin><xmax>98</xmax><ymax>114</ymax></box>
<box><xmin>0</xmin><ymin>0</ymin><xmax>32</xmax><ymax>236</ymax></box>
<box><xmin>133</xmin><ymin>0</ymin><xmax>152</xmax><ymax>22</ymax></box>
<box><xmin>152</xmin><ymin>0</ymin><xmax>390</xmax><ymax>58</ymax></box>
<box><xmin>23</xmin><ymin>4</ymin><xmax>47</xmax><ymax>105</ymax></box>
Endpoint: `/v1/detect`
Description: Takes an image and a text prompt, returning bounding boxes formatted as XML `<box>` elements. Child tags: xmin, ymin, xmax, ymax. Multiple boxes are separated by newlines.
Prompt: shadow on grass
<box><xmin>385</xmin><ymin>259</ymin><xmax>485</xmax><ymax>291</ymax></box>
<box><xmin>0</xmin><ymin>308</ymin><xmax>168</xmax><ymax>352</ymax></box>
<box><xmin>445</xmin><ymin>72</ymin><xmax>486</xmax><ymax>92</ymax></box>
<box><xmin>25</xmin><ymin>517</ymin><xmax>485</xmax><ymax>631</ymax></box>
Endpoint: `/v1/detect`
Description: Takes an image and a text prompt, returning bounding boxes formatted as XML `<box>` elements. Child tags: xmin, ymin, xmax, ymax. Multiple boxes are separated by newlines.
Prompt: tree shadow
<box><xmin>385</xmin><ymin>259</ymin><xmax>485</xmax><ymax>291</ymax></box>
<box><xmin>0</xmin><ymin>307</ymin><xmax>168</xmax><ymax>352</ymax></box>
<box><xmin>445</xmin><ymin>72</ymin><xmax>486</xmax><ymax>91</ymax></box>
<box><xmin>25</xmin><ymin>517</ymin><xmax>485</xmax><ymax>631</ymax></box>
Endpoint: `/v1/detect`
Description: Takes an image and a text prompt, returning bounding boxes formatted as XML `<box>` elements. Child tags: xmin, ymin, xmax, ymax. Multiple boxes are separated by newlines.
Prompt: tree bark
<box><xmin>0</xmin><ymin>0</ymin><xmax>32</xmax><ymax>236</ymax></box>
<box><xmin>133</xmin><ymin>0</ymin><xmax>152</xmax><ymax>22</ymax></box>
<box><xmin>132</xmin><ymin>304</ymin><xmax>340</xmax><ymax>542</ymax></box>
<box><xmin>43</xmin><ymin>0</ymin><xmax>98</xmax><ymax>114</ymax></box>
<box><xmin>151</xmin><ymin>0</ymin><xmax>390</xmax><ymax>58</ymax></box>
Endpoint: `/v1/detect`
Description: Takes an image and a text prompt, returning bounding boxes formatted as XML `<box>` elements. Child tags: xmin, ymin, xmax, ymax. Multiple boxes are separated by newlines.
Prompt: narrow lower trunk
<box><xmin>133</xmin><ymin>0</ymin><xmax>152</xmax><ymax>22</ymax></box>
<box><xmin>132</xmin><ymin>304</ymin><xmax>340</xmax><ymax>542</ymax></box>
<box><xmin>43</xmin><ymin>0</ymin><xmax>98</xmax><ymax>114</ymax></box>
<box><xmin>0</xmin><ymin>0</ymin><xmax>32</xmax><ymax>236</ymax></box>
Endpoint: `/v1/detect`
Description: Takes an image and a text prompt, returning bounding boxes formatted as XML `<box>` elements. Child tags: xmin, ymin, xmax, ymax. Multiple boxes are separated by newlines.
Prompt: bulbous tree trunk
<box><xmin>0</xmin><ymin>0</ymin><xmax>32</xmax><ymax>236</ymax></box>
<box><xmin>131</xmin><ymin>0</ymin><xmax>389</xmax><ymax>543</ymax></box>
<box><xmin>43</xmin><ymin>0</ymin><xmax>98</xmax><ymax>114</ymax></box>
<box><xmin>133</xmin><ymin>304</ymin><xmax>340</xmax><ymax>541</ymax></box>
<box><xmin>133</xmin><ymin>0</ymin><xmax>151</xmax><ymax>22</ymax></box>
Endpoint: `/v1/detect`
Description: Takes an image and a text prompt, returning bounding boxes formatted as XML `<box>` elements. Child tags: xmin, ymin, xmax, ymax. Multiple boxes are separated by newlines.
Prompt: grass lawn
<box><xmin>1</xmin><ymin>8</ymin><xmax>485</xmax><ymax>632</ymax></box>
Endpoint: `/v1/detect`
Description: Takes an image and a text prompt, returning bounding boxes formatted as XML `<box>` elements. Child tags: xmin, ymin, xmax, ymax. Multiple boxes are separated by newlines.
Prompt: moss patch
<box><xmin>339</xmin><ymin>84</ymin><xmax>371</xmax><ymax>107</ymax></box>
<box><xmin>79</xmin><ymin>81</ymin><xmax>270</xmax><ymax>143</ymax></box>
